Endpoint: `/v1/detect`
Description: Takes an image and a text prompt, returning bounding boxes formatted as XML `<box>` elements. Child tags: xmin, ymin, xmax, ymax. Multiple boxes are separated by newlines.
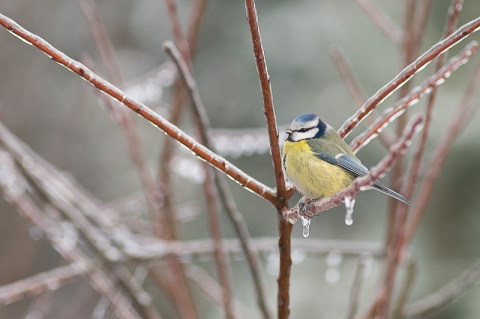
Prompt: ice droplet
<box><xmin>300</xmin><ymin>215</ymin><xmax>311</xmax><ymax>238</ymax></box>
<box><xmin>344</xmin><ymin>196</ymin><xmax>355</xmax><ymax>226</ymax></box>
<box><xmin>325</xmin><ymin>250</ymin><xmax>343</xmax><ymax>284</ymax></box>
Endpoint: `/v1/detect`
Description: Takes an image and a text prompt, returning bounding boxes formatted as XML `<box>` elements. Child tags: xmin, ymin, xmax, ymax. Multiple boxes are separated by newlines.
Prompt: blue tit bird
<box><xmin>281</xmin><ymin>113</ymin><xmax>411</xmax><ymax>205</ymax></box>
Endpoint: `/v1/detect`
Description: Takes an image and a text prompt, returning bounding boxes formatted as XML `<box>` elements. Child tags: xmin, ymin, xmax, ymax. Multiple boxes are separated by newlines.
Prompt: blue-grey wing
<box><xmin>313</xmin><ymin>151</ymin><xmax>368</xmax><ymax>178</ymax></box>
<box><xmin>313</xmin><ymin>151</ymin><xmax>412</xmax><ymax>205</ymax></box>
<box><xmin>336</xmin><ymin>154</ymin><xmax>369</xmax><ymax>178</ymax></box>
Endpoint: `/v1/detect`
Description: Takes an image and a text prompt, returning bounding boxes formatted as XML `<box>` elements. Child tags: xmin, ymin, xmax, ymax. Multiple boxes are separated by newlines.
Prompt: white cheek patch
<box><xmin>292</xmin><ymin>128</ymin><xmax>319</xmax><ymax>141</ymax></box>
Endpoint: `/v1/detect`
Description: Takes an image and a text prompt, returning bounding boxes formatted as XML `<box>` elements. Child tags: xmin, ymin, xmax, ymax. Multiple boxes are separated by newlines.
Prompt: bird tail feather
<box><xmin>373</xmin><ymin>181</ymin><xmax>411</xmax><ymax>205</ymax></box>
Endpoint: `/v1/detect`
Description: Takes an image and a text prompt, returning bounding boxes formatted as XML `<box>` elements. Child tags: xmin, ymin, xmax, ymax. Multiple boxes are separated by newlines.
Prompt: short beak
<box><xmin>285</xmin><ymin>129</ymin><xmax>292</xmax><ymax>134</ymax></box>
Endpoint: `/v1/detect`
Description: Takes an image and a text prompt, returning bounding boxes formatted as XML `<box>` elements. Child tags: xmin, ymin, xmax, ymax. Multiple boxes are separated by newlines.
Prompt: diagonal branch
<box><xmin>165</xmin><ymin>41</ymin><xmax>272</xmax><ymax>319</ymax></box>
<box><xmin>338</xmin><ymin>16</ymin><xmax>480</xmax><ymax>138</ymax></box>
<box><xmin>0</xmin><ymin>261</ymin><xmax>97</xmax><ymax>306</ymax></box>
<box><xmin>350</xmin><ymin>41</ymin><xmax>479</xmax><ymax>153</ymax></box>
<box><xmin>0</xmin><ymin>13</ymin><xmax>277</xmax><ymax>204</ymax></box>
<box><xmin>403</xmin><ymin>257</ymin><xmax>480</xmax><ymax>317</ymax></box>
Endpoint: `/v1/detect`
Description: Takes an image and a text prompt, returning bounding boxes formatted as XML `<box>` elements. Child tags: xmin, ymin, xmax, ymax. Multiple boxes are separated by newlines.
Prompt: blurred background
<box><xmin>1</xmin><ymin>0</ymin><xmax>480</xmax><ymax>318</ymax></box>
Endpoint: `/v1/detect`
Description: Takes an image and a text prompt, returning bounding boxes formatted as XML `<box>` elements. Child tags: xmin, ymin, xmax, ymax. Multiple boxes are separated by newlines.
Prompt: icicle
<box><xmin>344</xmin><ymin>196</ymin><xmax>356</xmax><ymax>226</ymax></box>
<box><xmin>300</xmin><ymin>215</ymin><xmax>311</xmax><ymax>237</ymax></box>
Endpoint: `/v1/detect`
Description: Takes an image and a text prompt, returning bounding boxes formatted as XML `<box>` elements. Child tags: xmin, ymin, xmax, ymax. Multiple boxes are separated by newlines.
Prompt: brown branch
<box><xmin>329</xmin><ymin>45</ymin><xmax>396</xmax><ymax>147</ymax></box>
<box><xmin>0</xmin><ymin>144</ymin><xmax>142</xmax><ymax>319</ymax></box>
<box><xmin>186</xmin><ymin>266</ymin><xmax>251</xmax><ymax>319</ymax></box>
<box><xmin>404</xmin><ymin>60</ymin><xmax>480</xmax><ymax>247</ymax></box>
<box><xmin>0</xmin><ymin>121</ymin><xmax>163</xmax><ymax>319</ymax></box>
<box><xmin>401</xmin><ymin>0</ymin><xmax>464</xmax><ymax>200</ymax></box>
<box><xmin>0</xmin><ymin>261</ymin><xmax>97</xmax><ymax>305</ymax></box>
<box><xmin>164</xmin><ymin>0</ymin><xmax>191</xmax><ymax>65</ymax></box>
<box><xmin>353</xmin><ymin>0</ymin><xmax>404</xmax><ymax>44</ymax></box>
<box><xmin>345</xmin><ymin>256</ymin><xmax>368</xmax><ymax>319</ymax></box>
<box><xmin>338</xmin><ymin>16</ymin><xmax>480</xmax><ymax>138</ymax></box>
<box><xmin>186</xmin><ymin>0</ymin><xmax>209</xmax><ymax>56</ymax></box>
<box><xmin>403</xmin><ymin>258</ymin><xmax>480</xmax><ymax>317</ymax></box>
<box><xmin>350</xmin><ymin>41</ymin><xmax>479</xmax><ymax>153</ymax></box>
<box><xmin>164</xmin><ymin>41</ymin><xmax>272</xmax><ymax>319</ymax></box>
<box><xmin>284</xmin><ymin>115</ymin><xmax>423</xmax><ymax>224</ymax></box>
<box><xmin>156</xmin><ymin>23</ymin><xmax>197</xmax><ymax>319</ymax></box>
<box><xmin>244</xmin><ymin>2</ymin><xmax>292</xmax><ymax>318</ymax></box>
<box><xmin>0</xmin><ymin>13</ymin><xmax>277</xmax><ymax>204</ymax></box>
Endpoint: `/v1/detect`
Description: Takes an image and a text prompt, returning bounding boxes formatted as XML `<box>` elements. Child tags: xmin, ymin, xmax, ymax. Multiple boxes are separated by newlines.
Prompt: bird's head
<box><xmin>285</xmin><ymin>113</ymin><xmax>327</xmax><ymax>142</ymax></box>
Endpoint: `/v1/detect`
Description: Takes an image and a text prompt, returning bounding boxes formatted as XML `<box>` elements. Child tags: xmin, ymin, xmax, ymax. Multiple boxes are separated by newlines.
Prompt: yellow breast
<box><xmin>282</xmin><ymin>140</ymin><xmax>354</xmax><ymax>199</ymax></box>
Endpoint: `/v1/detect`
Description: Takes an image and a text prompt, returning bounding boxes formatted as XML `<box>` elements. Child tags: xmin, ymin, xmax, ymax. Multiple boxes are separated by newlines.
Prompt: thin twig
<box><xmin>165</xmin><ymin>41</ymin><xmax>272</xmax><ymax>319</ymax></box>
<box><xmin>0</xmin><ymin>144</ymin><xmax>142</xmax><ymax>319</ymax></box>
<box><xmin>353</xmin><ymin>0</ymin><xmax>404</xmax><ymax>44</ymax></box>
<box><xmin>165</xmin><ymin>41</ymin><xmax>236</xmax><ymax>319</ymax></box>
<box><xmin>0</xmin><ymin>121</ymin><xmax>162</xmax><ymax>319</ymax></box>
<box><xmin>404</xmin><ymin>61</ymin><xmax>480</xmax><ymax>247</ymax></box>
<box><xmin>350</xmin><ymin>41</ymin><xmax>479</xmax><ymax>153</ymax></box>
<box><xmin>0</xmin><ymin>13</ymin><xmax>277</xmax><ymax>204</ymax></box>
<box><xmin>403</xmin><ymin>258</ymin><xmax>480</xmax><ymax>317</ymax></box>
<box><xmin>401</xmin><ymin>0</ymin><xmax>464</xmax><ymax>200</ymax></box>
<box><xmin>338</xmin><ymin>16</ymin><xmax>480</xmax><ymax>138</ymax></box>
<box><xmin>329</xmin><ymin>45</ymin><xmax>395</xmax><ymax>147</ymax></box>
<box><xmin>243</xmin><ymin>2</ymin><xmax>292</xmax><ymax>318</ymax></box>
<box><xmin>0</xmin><ymin>261</ymin><xmax>97</xmax><ymax>305</ymax></box>
<box><xmin>345</xmin><ymin>256</ymin><xmax>367</xmax><ymax>319</ymax></box>
<box><xmin>186</xmin><ymin>266</ymin><xmax>252</xmax><ymax>319</ymax></box>
<box><xmin>126</xmin><ymin>237</ymin><xmax>385</xmax><ymax>260</ymax></box>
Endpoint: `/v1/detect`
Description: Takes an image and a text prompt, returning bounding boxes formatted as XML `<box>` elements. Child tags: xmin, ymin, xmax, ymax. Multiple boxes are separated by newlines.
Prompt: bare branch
<box><xmin>244</xmin><ymin>1</ymin><xmax>293</xmax><ymax>318</ymax></box>
<box><xmin>0</xmin><ymin>13</ymin><xmax>277</xmax><ymax>204</ymax></box>
<box><xmin>353</xmin><ymin>0</ymin><xmax>404</xmax><ymax>44</ymax></box>
<box><xmin>405</xmin><ymin>61</ymin><xmax>480</xmax><ymax>247</ymax></box>
<box><xmin>403</xmin><ymin>258</ymin><xmax>480</xmax><ymax>317</ymax></box>
<box><xmin>164</xmin><ymin>41</ymin><xmax>272</xmax><ymax>319</ymax></box>
<box><xmin>0</xmin><ymin>261</ymin><xmax>97</xmax><ymax>306</ymax></box>
<box><xmin>401</xmin><ymin>0</ymin><xmax>464</xmax><ymax>199</ymax></box>
<box><xmin>338</xmin><ymin>16</ymin><xmax>480</xmax><ymax>138</ymax></box>
<box><xmin>350</xmin><ymin>41</ymin><xmax>479</xmax><ymax>153</ymax></box>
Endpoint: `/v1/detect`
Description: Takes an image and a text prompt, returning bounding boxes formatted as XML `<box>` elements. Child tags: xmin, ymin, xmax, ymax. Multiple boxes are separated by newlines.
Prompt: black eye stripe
<box><xmin>294</xmin><ymin>126</ymin><xmax>315</xmax><ymax>133</ymax></box>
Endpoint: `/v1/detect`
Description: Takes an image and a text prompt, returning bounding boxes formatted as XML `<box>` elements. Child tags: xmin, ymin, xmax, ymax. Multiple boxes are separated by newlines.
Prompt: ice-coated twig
<box><xmin>283</xmin><ymin>115</ymin><xmax>423</xmax><ymax>224</ymax></box>
<box><xmin>405</xmin><ymin>60</ymin><xmax>480</xmax><ymax>248</ymax></box>
<box><xmin>0</xmin><ymin>13</ymin><xmax>277</xmax><ymax>204</ymax></box>
<box><xmin>403</xmin><ymin>258</ymin><xmax>480</xmax><ymax>317</ymax></box>
<box><xmin>164</xmin><ymin>42</ymin><xmax>236</xmax><ymax>319</ymax></box>
<box><xmin>338</xmin><ymin>16</ymin><xmax>480</xmax><ymax>138</ymax></box>
<box><xmin>0</xmin><ymin>261</ymin><xmax>97</xmax><ymax>305</ymax></box>
<box><xmin>165</xmin><ymin>41</ymin><xmax>272</xmax><ymax>319</ymax></box>
<box><xmin>244</xmin><ymin>1</ymin><xmax>292</xmax><ymax>318</ymax></box>
<box><xmin>157</xmin><ymin>2</ymin><xmax>208</xmax><ymax>318</ymax></box>
<box><xmin>350</xmin><ymin>41</ymin><xmax>479</xmax><ymax>153</ymax></box>
<box><xmin>401</xmin><ymin>0</ymin><xmax>464</xmax><ymax>200</ymax></box>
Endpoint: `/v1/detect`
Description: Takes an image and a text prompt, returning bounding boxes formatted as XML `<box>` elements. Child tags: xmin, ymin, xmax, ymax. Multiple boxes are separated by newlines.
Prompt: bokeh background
<box><xmin>1</xmin><ymin>0</ymin><xmax>480</xmax><ymax>318</ymax></box>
